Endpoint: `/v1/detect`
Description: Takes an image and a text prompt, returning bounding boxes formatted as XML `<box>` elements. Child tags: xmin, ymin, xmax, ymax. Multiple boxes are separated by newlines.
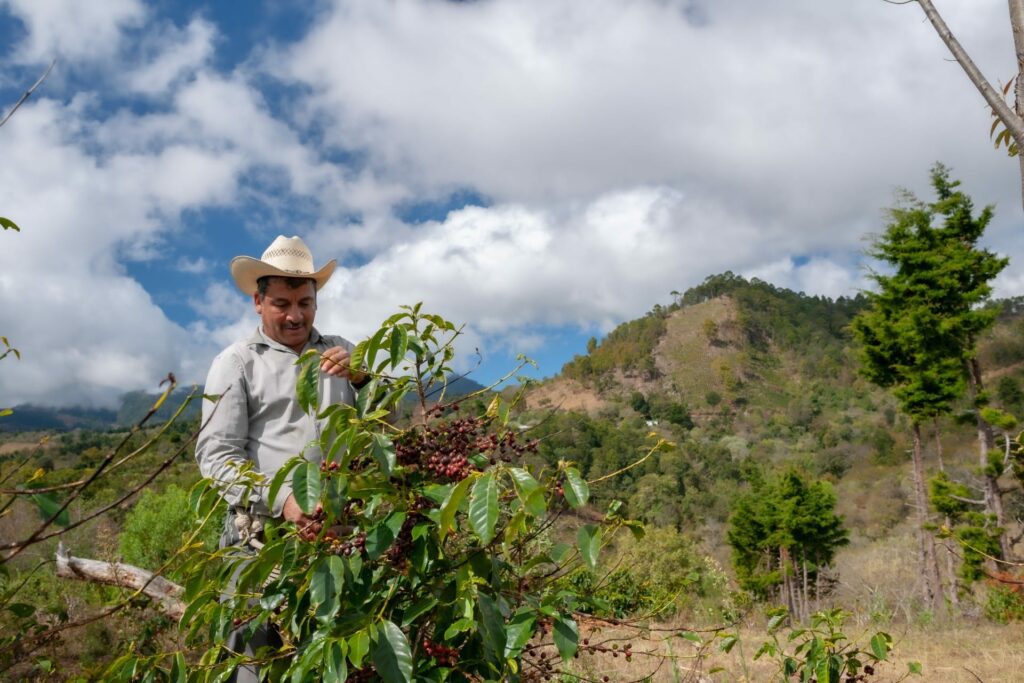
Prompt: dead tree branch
<box><xmin>0</xmin><ymin>59</ymin><xmax>56</xmax><ymax>129</ymax></box>
<box><xmin>55</xmin><ymin>543</ymin><xmax>185</xmax><ymax>619</ymax></box>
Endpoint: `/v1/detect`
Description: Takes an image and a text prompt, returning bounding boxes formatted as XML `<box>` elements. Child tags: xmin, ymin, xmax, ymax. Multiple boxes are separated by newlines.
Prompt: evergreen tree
<box><xmin>727</xmin><ymin>469</ymin><xmax>848</xmax><ymax>621</ymax></box>
<box><xmin>851</xmin><ymin>164</ymin><xmax>1009</xmax><ymax>608</ymax></box>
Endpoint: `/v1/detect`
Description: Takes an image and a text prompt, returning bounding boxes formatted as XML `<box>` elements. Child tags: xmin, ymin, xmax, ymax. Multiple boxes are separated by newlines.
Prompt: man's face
<box><xmin>254</xmin><ymin>278</ymin><xmax>317</xmax><ymax>352</ymax></box>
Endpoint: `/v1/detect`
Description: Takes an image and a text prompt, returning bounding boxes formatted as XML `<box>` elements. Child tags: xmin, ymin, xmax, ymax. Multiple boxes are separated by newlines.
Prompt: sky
<box><xmin>1</xmin><ymin>0</ymin><xmax>1023</xmax><ymax>407</ymax></box>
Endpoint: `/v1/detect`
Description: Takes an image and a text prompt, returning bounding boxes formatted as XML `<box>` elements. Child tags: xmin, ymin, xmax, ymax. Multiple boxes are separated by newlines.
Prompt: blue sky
<box><xmin>1</xmin><ymin>0</ymin><xmax>1023</xmax><ymax>406</ymax></box>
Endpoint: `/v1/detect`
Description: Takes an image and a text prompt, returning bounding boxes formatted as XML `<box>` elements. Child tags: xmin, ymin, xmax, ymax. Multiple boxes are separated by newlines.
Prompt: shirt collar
<box><xmin>248</xmin><ymin>326</ymin><xmax>324</xmax><ymax>353</ymax></box>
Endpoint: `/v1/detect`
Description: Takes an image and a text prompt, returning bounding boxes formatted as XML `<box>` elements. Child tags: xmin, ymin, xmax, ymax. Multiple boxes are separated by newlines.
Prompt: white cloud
<box><xmin>177</xmin><ymin>256</ymin><xmax>211</xmax><ymax>274</ymax></box>
<box><xmin>4</xmin><ymin>0</ymin><xmax>1024</xmax><ymax>405</ymax></box>
<box><xmin>273</xmin><ymin>0</ymin><xmax>1020</xmax><ymax>246</ymax></box>
<box><xmin>126</xmin><ymin>17</ymin><xmax>216</xmax><ymax>95</ymax></box>
<box><xmin>1</xmin><ymin>0</ymin><xmax>145</xmax><ymax>64</ymax></box>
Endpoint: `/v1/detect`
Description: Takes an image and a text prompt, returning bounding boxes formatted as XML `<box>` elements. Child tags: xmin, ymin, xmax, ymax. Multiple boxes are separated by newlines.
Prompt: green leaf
<box><xmin>389</xmin><ymin>325</ymin><xmax>409</xmax><ymax>369</ymax></box>
<box><xmin>402</xmin><ymin>596</ymin><xmax>438</xmax><ymax>627</ymax></box>
<box><xmin>439</xmin><ymin>475</ymin><xmax>473</xmax><ymax>540</ymax></box>
<box><xmin>719</xmin><ymin>634</ymin><xmax>738</xmax><ymax>654</ymax></box>
<box><xmin>477</xmin><ymin>593</ymin><xmax>507</xmax><ymax>662</ymax></box>
<box><xmin>268</xmin><ymin>460</ymin><xmax>299</xmax><ymax>511</ymax></box>
<box><xmin>296</xmin><ymin>356</ymin><xmax>320</xmax><ymax>414</ymax></box>
<box><xmin>870</xmin><ymin>632</ymin><xmax>890</xmax><ymax>661</ymax></box>
<box><xmin>291</xmin><ymin>461</ymin><xmax>322</xmax><ymax>515</ymax></box>
<box><xmin>371</xmin><ymin>620</ymin><xmax>413</xmax><ymax>683</ymax></box>
<box><xmin>348</xmin><ymin>629</ymin><xmax>370</xmax><ymax>669</ymax></box>
<box><xmin>0</xmin><ymin>408</ymin><xmax>12</xmax><ymax>418</ymax></box>
<box><xmin>7</xmin><ymin>603</ymin><xmax>35</xmax><ymax>618</ymax></box>
<box><xmin>563</xmin><ymin>467</ymin><xmax>589</xmax><ymax>508</ymax></box>
<box><xmin>908</xmin><ymin>661</ymin><xmax>922</xmax><ymax>675</ymax></box>
<box><xmin>504</xmin><ymin>611</ymin><xmax>536</xmax><ymax>658</ymax></box>
<box><xmin>469</xmin><ymin>471</ymin><xmax>499</xmax><ymax>544</ymax></box>
<box><xmin>767</xmin><ymin>610</ymin><xmax>788</xmax><ymax>632</ymax></box>
<box><xmin>324</xmin><ymin>640</ymin><xmax>348</xmax><ymax>682</ymax></box>
<box><xmin>170</xmin><ymin>652</ymin><xmax>187</xmax><ymax>683</ymax></box>
<box><xmin>0</xmin><ymin>217</ymin><xmax>19</xmax><ymax>231</ymax></box>
<box><xmin>509</xmin><ymin>468</ymin><xmax>546</xmax><ymax>516</ymax></box>
<box><xmin>577</xmin><ymin>524</ymin><xmax>601</xmax><ymax>571</ymax></box>
<box><xmin>443</xmin><ymin>617</ymin><xmax>474</xmax><ymax>640</ymax></box>
<box><xmin>552</xmin><ymin>615</ymin><xmax>579</xmax><ymax>661</ymax></box>
<box><xmin>31</xmin><ymin>492</ymin><xmax>69</xmax><ymax>527</ymax></box>
<box><xmin>310</xmin><ymin>556</ymin><xmax>344</xmax><ymax>621</ymax></box>
<box><xmin>679</xmin><ymin>631</ymin><xmax>702</xmax><ymax>645</ymax></box>
<box><xmin>366</xmin><ymin>511</ymin><xmax>406</xmax><ymax>561</ymax></box>
<box><xmin>371</xmin><ymin>433</ymin><xmax>396</xmax><ymax>476</ymax></box>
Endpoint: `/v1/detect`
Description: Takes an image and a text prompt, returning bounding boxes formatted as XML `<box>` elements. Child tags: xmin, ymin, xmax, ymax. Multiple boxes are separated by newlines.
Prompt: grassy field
<box><xmin>550</xmin><ymin>618</ymin><xmax>1023</xmax><ymax>682</ymax></box>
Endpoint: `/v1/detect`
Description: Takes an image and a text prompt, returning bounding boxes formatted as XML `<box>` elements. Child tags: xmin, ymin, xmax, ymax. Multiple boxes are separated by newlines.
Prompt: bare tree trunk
<box><xmin>967</xmin><ymin>358</ymin><xmax>1011</xmax><ymax>558</ymax></box>
<box><xmin>931</xmin><ymin>418</ymin><xmax>960</xmax><ymax>606</ymax></box>
<box><xmin>55</xmin><ymin>543</ymin><xmax>185</xmax><ymax>619</ymax></box>
<box><xmin>801</xmin><ymin>557</ymin><xmax>810</xmax><ymax>621</ymax></box>
<box><xmin>933</xmin><ymin>417</ymin><xmax>945</xmax><ymax>473</ymax></box>
<box><xmin>916</xmin><ymin>0</ymin><xmax>1024</xmax><ymax>210</ymax></box>
<box><xmin>912</xmin><ymin>423</ymin><xmax>944</xmax><ymax>611</ymax></box>
<box><xmin>814</xmin><ymin>562</ymin><xmax>822</xmax><ymax>613</ymax></box>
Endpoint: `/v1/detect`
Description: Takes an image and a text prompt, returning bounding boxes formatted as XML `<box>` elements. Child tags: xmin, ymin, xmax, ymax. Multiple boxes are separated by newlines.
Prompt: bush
<box><xmin>984</xmin><ymin>584</ymin><xmax>1024</xmax><ymax>623</ymax></box>
<box><xmin>118</xmin><ymin>484</ymin><xmax>220</xmax><ymax>576</ymax></box>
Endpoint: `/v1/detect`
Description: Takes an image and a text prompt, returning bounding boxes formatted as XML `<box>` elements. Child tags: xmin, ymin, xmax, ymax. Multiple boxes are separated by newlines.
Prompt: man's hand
<box><xmin>282</xmin><ymin>493</ymin><xmax>323</xmax><ymax>541</ymax></box>
<box><xmin>320</xmin><ymin>345</ymin><xmax>368</xmax><ymax>386</ymax></box>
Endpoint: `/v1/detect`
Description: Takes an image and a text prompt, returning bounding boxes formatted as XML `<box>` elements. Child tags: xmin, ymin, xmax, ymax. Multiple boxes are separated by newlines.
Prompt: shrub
<box><xmin>118</xmin><ymin>484</ymin><xmax>220</xmax><ymax>577</ymax></box>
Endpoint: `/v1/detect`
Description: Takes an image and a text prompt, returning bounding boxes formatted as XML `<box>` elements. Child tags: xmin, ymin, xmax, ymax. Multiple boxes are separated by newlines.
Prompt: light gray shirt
<box><xmin>195</xmin><ymin>326</ymin><xmax>356</xmax><ymax>517</ymax></box>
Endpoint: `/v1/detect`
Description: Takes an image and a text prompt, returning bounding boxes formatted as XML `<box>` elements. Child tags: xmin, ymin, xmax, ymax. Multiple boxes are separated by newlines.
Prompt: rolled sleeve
<box><xmin>195</xmin><ymin>349</ymin><xmax>262</xmax><ymax>509</ymax></box>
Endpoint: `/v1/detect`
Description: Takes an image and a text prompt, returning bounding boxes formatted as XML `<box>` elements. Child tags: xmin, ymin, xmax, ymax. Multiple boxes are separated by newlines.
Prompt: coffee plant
<box><xmin>748</xmin><ymin>608</ymin><xmax>920</xmax><ymax>683</ymax></box>
<box><xmin>103</xmin><ymin>305</ymin><xmax>664</xmax><ymax>682</ymax></box>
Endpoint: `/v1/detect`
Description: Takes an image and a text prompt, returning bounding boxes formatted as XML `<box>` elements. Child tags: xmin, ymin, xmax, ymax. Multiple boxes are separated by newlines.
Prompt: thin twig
<box><xmin>0</xmin><ymin>59</ymin><xmax>56</xmax><ymax>129</ymax></box>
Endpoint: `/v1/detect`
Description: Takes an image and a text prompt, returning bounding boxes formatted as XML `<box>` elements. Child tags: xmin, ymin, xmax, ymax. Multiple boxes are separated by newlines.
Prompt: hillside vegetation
<box><xmin>4</xmin><ymin>274</ymin><xmax>1024</xmax><ymax>679</ymax></box>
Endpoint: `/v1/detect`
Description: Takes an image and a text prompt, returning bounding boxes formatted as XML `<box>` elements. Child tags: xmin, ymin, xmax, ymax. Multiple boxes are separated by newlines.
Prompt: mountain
<box><xmin>518</xmin><ymin>272</ymin><xmax>1024</xmax><ymax>537</ymax></box>
<box><xmin>0</xmin><ymin>375</ymin><xmax>487</xmax><ymax>432</ymax></box>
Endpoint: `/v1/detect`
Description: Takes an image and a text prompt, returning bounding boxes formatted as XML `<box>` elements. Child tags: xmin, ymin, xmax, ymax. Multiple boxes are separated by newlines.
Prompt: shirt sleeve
<box><xmin>195</xmin><ymin>348</ymin><xmax>264</xmax><ymax>511</ymax></box>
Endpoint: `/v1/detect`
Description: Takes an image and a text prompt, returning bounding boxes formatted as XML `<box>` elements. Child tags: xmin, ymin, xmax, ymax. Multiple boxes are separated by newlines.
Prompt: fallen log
<box><xmin>55</xmin><ymin>542</ymin><xmax>185</xmax><ymax>619</ymax></box>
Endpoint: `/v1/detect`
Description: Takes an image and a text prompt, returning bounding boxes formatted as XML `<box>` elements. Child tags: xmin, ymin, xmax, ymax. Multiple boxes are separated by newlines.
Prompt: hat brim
<box><xmin>230</xmin><ymin>256</ymin><xmax>337</xmax><ymax>296</ymax></box>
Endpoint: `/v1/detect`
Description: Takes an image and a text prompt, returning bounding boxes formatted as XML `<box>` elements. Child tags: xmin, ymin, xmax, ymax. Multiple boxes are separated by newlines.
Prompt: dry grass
<box><xmin>525</xmin><ymin>377</ymin><xmax>606</xmax><ymax>415</ymax></box>
<box><xmin>546</xmin><ymin>617</ymin><xmax>1023</xmax><ymax>682</ymax></box>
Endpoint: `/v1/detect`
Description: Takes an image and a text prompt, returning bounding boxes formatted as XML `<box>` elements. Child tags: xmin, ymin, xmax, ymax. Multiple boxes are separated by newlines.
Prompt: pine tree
<box><xmin>851</xmin><ymin>164</ymin><xmax>1009</xmax><ymax>609</ymax></box>
<box><xmin>728</xmin><ymin>469</ymin><xmax>848</xmax><ymax>621</ymax></box>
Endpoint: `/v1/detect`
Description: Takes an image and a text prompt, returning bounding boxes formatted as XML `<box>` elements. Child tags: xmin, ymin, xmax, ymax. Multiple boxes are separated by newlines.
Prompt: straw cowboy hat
<box><xmin>230</xmin><ymin>235</ymin><xmax>337</xmax><ymax>295</ymax></box>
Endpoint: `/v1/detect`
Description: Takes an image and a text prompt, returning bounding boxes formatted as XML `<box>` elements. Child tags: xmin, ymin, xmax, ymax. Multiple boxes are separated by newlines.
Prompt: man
<box><xmin>195</xmin><ymin>235</ymin><xmax>367</xmax><ymax>679</ymax></box>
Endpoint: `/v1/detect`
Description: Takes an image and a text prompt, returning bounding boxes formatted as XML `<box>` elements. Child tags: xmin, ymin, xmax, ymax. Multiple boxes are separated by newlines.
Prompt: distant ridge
<box><xmin>0</xmin><ymin>375</ymin><xmax>487</xmax><ymax>432</ymax></box>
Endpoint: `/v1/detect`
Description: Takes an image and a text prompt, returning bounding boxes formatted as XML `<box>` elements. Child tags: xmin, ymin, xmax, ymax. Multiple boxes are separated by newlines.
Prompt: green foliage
<box><xmin>852</xmin><ymin>164</ymin><xmax>1007</xmax><ymax>424</ymax></box>
<box><xmin>680</xmin><ymin>272</ymin><xmax>865</xmax><ymax>353</ymax></box>
<box><xmin>107</xmin><ymin>306</ymin><xmax>643</xmax><ymax>682</ymax></box>
<box><xmin>562</xmin><ymin>311</ymin><xmax>666</xmax><ymax>380</ymax></box>
<box><xmin>929</xmin><ymin>471</ymin><xmax>1003</xmax><ymax>583</ymax></box>
<box><xmin>984</xmin><ymin>585</ymin><xmax>1024</xmax><ymax>623</ymax></box>
<box><xmin>118</xmin><ymin>484</ymin><xmax>220</xmax><ymax>577</ymax></box>
<box><xmin>751</xmin><ymin>608</ymin><xmax>918</xmax><ymax>683</ymax></box>
<box><xmin>727</xmin><ymin>469</ymin><xmax>848</xmax><ymax>600</ymax></box>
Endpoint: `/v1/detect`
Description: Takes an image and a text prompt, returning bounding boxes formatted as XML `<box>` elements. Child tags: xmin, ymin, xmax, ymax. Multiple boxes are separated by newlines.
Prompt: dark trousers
<box><xmin>220</xmin><ymin>511</ymin><xmax>281</xmax><ymax>683</ymax></box>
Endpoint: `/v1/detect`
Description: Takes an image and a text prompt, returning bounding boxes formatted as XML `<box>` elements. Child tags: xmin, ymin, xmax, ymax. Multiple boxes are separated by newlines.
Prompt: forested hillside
<box><xmin>527</xmin><ymin>274</ymin><xmax>1024</xmax><ymax>534</ymax></box>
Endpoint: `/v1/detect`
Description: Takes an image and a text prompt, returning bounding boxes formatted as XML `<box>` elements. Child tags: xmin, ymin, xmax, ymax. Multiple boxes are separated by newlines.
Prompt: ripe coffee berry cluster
<box><xmin>328</xmin><ymin>531</ymin><xmax>366</xmax><ymax>557</ymax></box>
<box><xmin>395</xmin><ymin>409</ymin><xmax>540</xmax><ymax>483</ymax></box>
<box><xmin>383</xmin><ymin>514</ymin><xmax>420</xmax><ymax>565</ymax></box>
<box><xmin>421</xmin><ymin>638</ymin><xmax>458</xmax><ymax>667</ymax></box>
<box><xmin>395</xmin><ymin>415</ymin><xmax>486</xmax><ymax>481</ymax></box>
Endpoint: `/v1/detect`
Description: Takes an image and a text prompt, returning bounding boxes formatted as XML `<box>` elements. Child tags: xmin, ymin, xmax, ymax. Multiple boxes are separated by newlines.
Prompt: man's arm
<box><xmin>195</xmin><ymin>349</ymin><xmax>268</xmax><ymax>511</ymax></box>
